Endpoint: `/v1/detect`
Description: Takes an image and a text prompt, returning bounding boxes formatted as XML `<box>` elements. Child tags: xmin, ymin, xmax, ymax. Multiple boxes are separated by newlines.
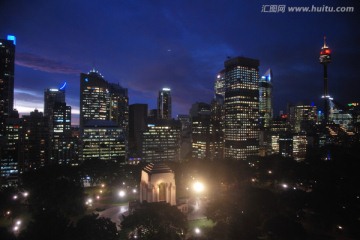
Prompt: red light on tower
<box><xmin>319</xmin><ymin>36</ymin><xmax>331</xmax><ymax>64</ymax></box>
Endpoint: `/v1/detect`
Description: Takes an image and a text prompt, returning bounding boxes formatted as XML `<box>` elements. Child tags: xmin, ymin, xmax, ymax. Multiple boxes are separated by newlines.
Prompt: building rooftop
<box><xmin>143</xmin><ymin>162</ymin><xmax>173</xmax><ymax>174</ymax></box>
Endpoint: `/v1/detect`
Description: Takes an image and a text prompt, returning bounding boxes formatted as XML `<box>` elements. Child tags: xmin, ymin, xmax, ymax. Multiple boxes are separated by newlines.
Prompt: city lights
<box><xmin>118</xmin><ymin>190</ymin><xmax>126</xmax><ymax>198</ymax></box>
<box><xmin>193</xmin><ymin>182</ymin><xmax>205</xmax><ymax>193</ymax></box>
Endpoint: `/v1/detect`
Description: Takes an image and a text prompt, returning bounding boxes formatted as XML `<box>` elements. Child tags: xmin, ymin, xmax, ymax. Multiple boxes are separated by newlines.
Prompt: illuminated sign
<box><xmin>59</xmin><ymin>81</ymin><xmax>67</xmax><ymax>90</ymax></box>
<box><xmin>7</xmin><ymin>35</ymin><xmax>16</xmax><ymax>45</ymax></box>
<box><xmin>162</xmin><ymin>88</ymin><xmax>171</xmax><ymax>91</ymax></box>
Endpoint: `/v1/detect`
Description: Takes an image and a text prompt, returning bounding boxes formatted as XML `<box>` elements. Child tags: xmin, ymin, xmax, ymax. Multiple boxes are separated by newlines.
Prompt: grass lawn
<box><xmin>188</xmin><ymin>218</ymin><xmax>215</xmax><ymax>230</ymax></box>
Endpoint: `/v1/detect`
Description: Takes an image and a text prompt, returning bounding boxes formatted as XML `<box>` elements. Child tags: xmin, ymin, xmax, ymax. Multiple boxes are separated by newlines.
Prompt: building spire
<box><xmin>323</xmin><ymin>35</ymin><xmax>328</xmax><ymax>48</ymax></box>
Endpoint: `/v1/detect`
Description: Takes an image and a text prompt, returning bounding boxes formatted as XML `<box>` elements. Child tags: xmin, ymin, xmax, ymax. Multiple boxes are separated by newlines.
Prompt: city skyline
<box><xmin>1</xmin><ymin>1</ymin><xmax>359</xmax><ymax>125</ymax></box>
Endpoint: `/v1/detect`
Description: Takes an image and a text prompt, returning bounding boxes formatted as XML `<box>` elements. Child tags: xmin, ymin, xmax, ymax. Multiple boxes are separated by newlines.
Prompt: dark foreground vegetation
<box><xmin>0</xmin><ymin>144</ymin><xmax>359</xmax><ymax>239</ymax></box>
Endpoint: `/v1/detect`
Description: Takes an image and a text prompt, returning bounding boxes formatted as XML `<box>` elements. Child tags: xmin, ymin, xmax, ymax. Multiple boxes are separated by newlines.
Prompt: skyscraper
<box><xmin>142</xmin><ymin>119</ymin><xmax>181</xmax><ymax>162</ymax></box>
<box><xmin>223</xmin><ymin>57</ymin><xmax>260</xmax><ymax>161</ymax></box>
<box><xmin>79</xmin><ymin>69</ymin><xmax>128</xmax><ymax>162</ymax></box>
<box><xmin>81</xmin><ymin>120</ymin><xmax>125</xmax><ymax>162</ymax></box>
<box><xmin>129</xmin><ymin>104</ymin><xmax>148</xmax><ymax>157</ymax></box>
<box><xmin>158</xmin><ymin>88</ymin><xmax>172</xmax><ymax>119</ymax></box>
<box><xmin>214</xmin><ymin>70</ymin><xmax>225</xmax><ymax>97</ymax></box>
<box><xmin>44</xmin><ymin>87</ymin><xmax>65</xmax><ymax>117</ymax></box>
<box><xmin>44</xmin><ymin>86</ymin><xmax>72</xmax><ymax>164</ymax></box>
<box><xmin>190</xmin><ymin>102</ymin><xmax>211</xmax><ymax>160</ymax></box>
<box><xmin>259</xmin><ymin>69</ymin><xmax>273</xmax><ymax>129</ymax></box>
<box><xmin>80</xmin><ymin>69</ymin><xmax>110</xmax><ymax>129</ymax></box>
<box><xmin>0</xmin><ymin>35</ymin><xmax>16</xmax><ymax>137</ymax></box>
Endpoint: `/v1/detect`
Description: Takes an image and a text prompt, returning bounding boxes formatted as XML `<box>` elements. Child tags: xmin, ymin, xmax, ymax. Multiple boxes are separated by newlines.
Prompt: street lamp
<box><xmin>118</xmin><ymin>190</ymin><xmax>126</xmax><ymax>198</ymax></box>
<box><xmin>193</xmin><ymin>182</ymin><xmax>205</xmax><ymax>193</ymax></box>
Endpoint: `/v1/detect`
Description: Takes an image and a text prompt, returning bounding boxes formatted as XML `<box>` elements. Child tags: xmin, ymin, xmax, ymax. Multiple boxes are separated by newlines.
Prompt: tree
<box><xmin>21</xmin><ymin>165</ymin><xmax>85</xmax><ymax>218</ymax></box>
<box><xmin>71</xmin><ymin>214</ymin><xmax>119</xmax><ymax>240</ymax></box>
<box><xmin>121</xmin><ymin>202</ymin><xmax>187</xmax><ymax>240</ymax></box>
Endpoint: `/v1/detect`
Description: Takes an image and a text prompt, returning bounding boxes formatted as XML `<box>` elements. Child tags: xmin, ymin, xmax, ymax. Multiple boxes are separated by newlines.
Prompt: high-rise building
<box><xmin>223</xmin><ymin>57</ymin><xmax>260</xmax><ymax>160</ymax></box>
<box><xmin>80</xmin><ymin>70</ymin><xmax>110</xmax><ymax>129</ymax></box>
<box><xmin>158</xmin><ymin>88</ymin><xmax>172</xmax><ymax>119</ymax></box>
<box><xmin>44</xmin><ymin>86</ymin><xmax>72</xmax><ymax>165</ymax></box>
<box><xmin>0</xmin><ymin>35</ymin><xmax>16</xmax><ymax>137</ymax></box>
<box><xmin>109</xmin><ymin>83</ymin><xmax>129</xmax><ymax>136</ymax></box>
<box><xmin>129</xmin><ymin>104</ymin><xmax>148</xmax><ymax>157</ymax></box>
<box><xmin>215</xmin><ymin>70</ymin><xmax>225</xmax><ymax>97</ymax></box>
<box><xmin>289</xmin><ymin>104</ymin><xmax>317</xmax><ymax>133</ymax></box>
<box><xmin>259</xmin><ymin>69</ymin><xmax>273</xmax><ymax>129</ymax></box>
<box><xmin>210</xmin><ymin>94</ymin><xmax>225</xmax><ymax>161</ymax></box>
<box><xmin>21</xmin><ymin>110</ymin><xmax>49</xmax><ymax>171</ymax></box>
<box><xmin>190</xmin><ymin>102</ymin><xmax>212</xmax><ymax>160</ymax></box>
<box><xmin>142</xmin><ymin>119</ymin><xmax>181</xmax><ymax>162</ymax></box>
<box><xmin>80</xmin><ymin>69</ymin><xmax>128</xmax><ymax>162</ymax></box>
<box><xmin>81</xmin><ymin>120</ymin><xmax>125</xmax><ymax>162</ymax></box>
<box><xmin>51</xmin><ymin>102</ymin><xmax>72</xmax><ymax>164</ymax></box>
<box><xmin>44</xmin><ymin>88</ymin><xmax>65</xmax><ymax>117</ymax></box>
<box><xmin>1</xmin><ymin>111</ymin><xmax>21</xmax><ymax>186</ymax></box>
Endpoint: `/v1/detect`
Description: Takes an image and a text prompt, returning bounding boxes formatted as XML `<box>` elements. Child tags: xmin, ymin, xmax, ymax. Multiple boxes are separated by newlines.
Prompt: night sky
<box><xmin>1</xmin><ymin>0</ymin><xmax>359</xmax><ymax>125</ymax></box>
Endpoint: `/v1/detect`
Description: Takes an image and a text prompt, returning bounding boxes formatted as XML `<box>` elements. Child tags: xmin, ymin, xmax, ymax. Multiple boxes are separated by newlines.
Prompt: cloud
<box><xmin>15</xmin><ymin>52</ymin><xmax>81</xmax><ymax>74</ymax></box>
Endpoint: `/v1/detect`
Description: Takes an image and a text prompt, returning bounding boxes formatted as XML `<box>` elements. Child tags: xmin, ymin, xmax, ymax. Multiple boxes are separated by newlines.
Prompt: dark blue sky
<box><xmin>1</xmin><ymin>0</ymin><xmax>359</xmax><ymax>125</ymax></box>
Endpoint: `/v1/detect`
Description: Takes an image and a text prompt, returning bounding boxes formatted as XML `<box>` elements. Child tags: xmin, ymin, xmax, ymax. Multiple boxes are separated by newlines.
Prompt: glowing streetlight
<box><xmin>118</xmin><ymin>190</ymin><xmax>126</xmax><ymax>198</ymax></box>
<box><xmin>193</xmin><ymin>182</ymin><xmax>205</xmax><ymax>193</ymax></box>
<box><xmin>194</xmin><ymin>227</ymin><xmax>201</xmax><ymax>235</ymax></box>
<box><xmin>23</xmin><ymin>192</ymin><xmax>29</xmax><ymax>197</ymax></box>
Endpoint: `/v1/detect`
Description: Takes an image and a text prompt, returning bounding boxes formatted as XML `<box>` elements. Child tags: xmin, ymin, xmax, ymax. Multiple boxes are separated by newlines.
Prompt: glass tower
<box><xmin>224</xmin><ymin>57</ymin><xmax>260</xmax><ymax>161</ymax></box>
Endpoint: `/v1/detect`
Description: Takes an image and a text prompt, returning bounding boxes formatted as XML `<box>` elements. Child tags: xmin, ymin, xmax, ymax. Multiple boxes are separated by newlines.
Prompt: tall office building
<box><xmin>190</xmin><ymin>102</ymin><xmax>211</xmax><ymax>160</ymax></box>
<box><xmin>44</xmin><ymin>86</ymin><xmax>72</xmax><ymax>164</ymax></box>
<box><xmin>210</xmin><ymin>94</ymin><xmax>225</xmax><ymax>161</ymax></box>
<box><xmin>109</xmin><ymin>83</ymin><xmax>129</xmax><ymax>135</ymax></box>
<box><xmin>80</xmin><ymin>69</ymin><xmax>110</xmax><ymax>128</ymax></box>
<box><xmin>44</xmin><ymin>87</ymin><xmax>65</xmax><ymax>117</ymax></box>
<box><xmin>1</xmin><ymin>111</ymin><xmax>21</xmax><ymax>186</ymax></box>
<box><xmin>289</xmin><ymin>104</ymin><xmax>317</xmax><ymax>133</ymax></box>
<box><xmin>0</xmin><ymin>35</ymin><xmax>16</xmax><ymax>137</ymax></box>
<box><xmin>214</xmin><ymin>70</ymin><xmax>225</xmax><ymax>97</ymax></box>
<box><xmin>223</xmin><ymin>57</ymin><xmax>260</xmax><ymax>161</ymax></box>
<box><xmin>158</xmin><ymin>88</ymin><xmax>172</xmax><ymax>119</ymax></box>
<box><xmin>142</xmin><ymin>119</ymin><xmax>181</xmax><ymax>162</ymax></box>
<box><xmin>22</xmin><ymin>110</ymin><xmax>49</xmax><ymax>171</ymax></box>
<box><xmin>129</xmin><ymin>104</ymin><xmax>148</xmax><ymax>157</ymax></box>
<box><xmin>81</xmin><ymin>120</ymin><xmax>125</xmax><ymax>162</ymax></box>
<box><xmin>80</xmin><ymin>69</ymin><xmax>128</xmax><ymax>162</ymax></box>
<box><xmin>51</xmin><ymin>102</ymin><xmax>72</xmax><ymax>164</ymax></box>
<box><xmin>259</xmin><ymin>69</ymin><xmax>273</xmax><ymax>129</ymax></box>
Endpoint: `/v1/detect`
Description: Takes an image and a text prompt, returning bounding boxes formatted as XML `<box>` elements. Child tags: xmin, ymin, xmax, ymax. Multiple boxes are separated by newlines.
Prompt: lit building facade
<box><xmin>44</xmin><ymin>87</ymin><xmax>72</xmax><ymax>164</ymax></box>
<box><xmin>259</xmin><ymin>69</ymin><xmax>273</xmax><ymax>129</ymax></box>
<box><xmin>215</xmin><ymin>70</ymin><xmax>225</xmax><ymax>97</ymax></box>
<box><xmin>80</xmin><ymin>70</ymin><xmax>110</xmax><ymax>128</ymax></box>
<box><xmin>210</xmin><ymin>95</ymin><xmax>225</xmax><ymax>161</ymax></box>
<box><xmin>21</xmin><ymin>110</ymin><xmax>49</xmax><ymax>171</ymax></box>
<box><xmin>223</xmin><ymin>57</ymin><xmax>260</xmax><ymax>160</ymax></box>
<box><xmin>0</xmin><ymin>35</ymin><xmax>15</xmax><ymax>137</ymax></box>
<box><xmin>157</xmin><ymin>88</ymin><xmax>172</xmax><ymax>120</ymax></box>
<box><xmin>140</xmin><ymin>163</ymin><xmax>176</xmax><ymax>206</ymax></box>
<box><xmin>1</xmin><ymin>113</ymin><xmax>21</xmax><ymax>186</ymax></box>
<box><xmin>142</xmin><ymin>119</ymin><xmax>181</xmax><ymax>162</ymax></box>
<box><xmin>81</xmin><ymin>120</ymin><xmax>125</xmax><ymax>162</ymax></box>
<box><xmin>289</xmin><ymin>104</ymin><xmax>317</xmax><ymax>133</ymax></box>
<box><xmin>51</xmin><ymin>102</ymin><xmax>72</xmax><ymax>164</ymax></box>
<box><xmin>80</xmin><ymin>70</ymin><xmax>128</xmax><ymax>161</ymax></box>
<box><xmin>44</xmin><ymin>88</ymin><xmax>65</xmax><ymax>117</ymax></box>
